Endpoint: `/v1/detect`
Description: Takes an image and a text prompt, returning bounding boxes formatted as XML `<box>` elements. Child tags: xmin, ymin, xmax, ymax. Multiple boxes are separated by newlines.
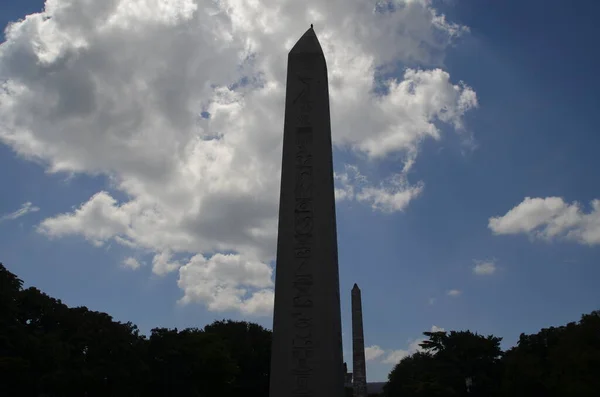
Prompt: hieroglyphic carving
<box><xmin>291</xmin><ymin>61</ymin><xmax>315</xmax><ymax>396</ymax></box>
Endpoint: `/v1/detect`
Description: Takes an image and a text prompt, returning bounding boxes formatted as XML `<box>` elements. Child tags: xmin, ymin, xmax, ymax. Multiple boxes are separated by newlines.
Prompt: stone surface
<box><xmin>269</xmin><ymin>26</ymin><xmax>344</xmax><ymax>397</ymax></box>
<box><xmin>344</xmin><ymin>362</ymin><xmax>353</xmax><ymax>388</ymax></box>
<box><xmin>352</xmin><ymin>284</ymin><xmax>367</xmax><ymax>397</ymax></box>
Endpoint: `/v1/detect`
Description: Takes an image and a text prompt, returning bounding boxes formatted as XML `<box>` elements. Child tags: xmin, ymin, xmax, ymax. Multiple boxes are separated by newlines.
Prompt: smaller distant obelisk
<box><xmin>352</xmin><ymin>284</ymin><xmax>367</xmax><ymax>397</ymax></box>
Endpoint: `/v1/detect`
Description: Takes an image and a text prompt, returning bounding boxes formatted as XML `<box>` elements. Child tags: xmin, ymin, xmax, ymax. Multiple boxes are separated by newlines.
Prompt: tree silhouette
<box><xmin>385</xmin><ymin>330</ymin><xmax>503</xmax><ymax>397</ymax></box>
<box><xmin>204</xmin><ymin>319</ymin><xmax>272</xmax><ymax>397</ymax></box>
<box><xmin>2</xmin><ymin>262</ymin><xmax>599</xmax><ymax>397</ymax></box>
<box><xmin>145</xmin><ymin>327</ymin><xmax>237</xmax><ymax>397</ymax></box>
<box><xmin>501</xmin><ymin>311</ymin><xmax>600</xmax><ymax>397</ymax></box>
<box><xmin>0</xmin><ymin>263</ymin><xmax>29</xmax><ymax>395</ymax></box>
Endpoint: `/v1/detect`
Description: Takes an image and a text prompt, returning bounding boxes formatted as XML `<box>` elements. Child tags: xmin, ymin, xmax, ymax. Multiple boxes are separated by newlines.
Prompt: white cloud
<box><xmin>382</xmin><ymin>325</ymin><xmax>444</xmax><ymax>364</ymax></box>
<box><xmin>38</xmin><ymin>192</ymin><xmax>130</xmax><ymax>247</ymax></box>
<box><xmin>356</xmin><ymin>177</ymin><xmax>424</xmax><ymax>214</ymax></box>
<box><xmin>383</xmin><ymin>349</ymin><xmax>411</xmax><ymax>364</ymax></box>
<box><xmin>473</xmin><ymin>259</ymin><xmax>496</xmax><ymax>275</ymax></box>
<box><xmin>0</xmin><ymin>202</ymin><xmax>40</xmax><ymax>222</ymax></box>
<box><xmin>343</xmin><ymin>68</ymin><xmax>477</xmax><ymax>161</ymax></box>
<box><xmin>0</xmin><ymin>0</ymin><xmax>477</xmax><ymax>315</ymax></box>
<box><xmin>122</xmin><ymin>257</ymin><xmax>143</xmax><ymax>269</ymax></box>
<box><xmin>383</xmin><ymin>338</ymin><xmax>426</xmax><ymax>364</ymax></box>
<box><xmin>152</xmin><ymin>250</ymin><xmax>182</xmax><ymax>275</ymax></box>
<box><xmin>335</xmin><ymin>164</ymin><xmax>424</xmax><ymax>212</ymax></box>
<box><xmin>177</xmin><ymin>253</ymin><xmax>274</xmax><ymax>315</ymax></box>
<box><xmin>489</xmin><ymin>197</ymin><xmax>600</xmax><ymax>246</ymax></box>
<box><xmin>447</xmin><ymin>289</ymin><xmax>461</xmax><ymax>297</ymax></box>
<box><xmin>365</xmin><ymin>345</ymin><xmax>385</xmax><ymax>361</ymax></box>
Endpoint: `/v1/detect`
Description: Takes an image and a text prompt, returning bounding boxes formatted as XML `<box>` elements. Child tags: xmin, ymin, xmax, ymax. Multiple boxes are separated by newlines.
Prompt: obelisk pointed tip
<box><xmin>289</xmin><ymin>25</ymin><xmax>323</xmax><ymax>55</ymax></box>
<box><xmin>352</xmin><ymin>283</ymin><xmax>359</xmax><ymax>290</ymax></box>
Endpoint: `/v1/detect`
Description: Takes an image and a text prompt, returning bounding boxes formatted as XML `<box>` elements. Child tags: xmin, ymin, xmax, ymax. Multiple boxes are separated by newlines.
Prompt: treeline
<box><xmin>384</xmin><ymin>313</ymin><xmax>600</xmax><ymax>397</ymax></box>
<box><xmin>0</xmin><ymin>263</ymin><xmax>270</xmax><ymax>397</ymax></box>
<box><xmin>2</xmin><ymin>263</ymin><xmax>599</xmax><ymax>397</ymax></box>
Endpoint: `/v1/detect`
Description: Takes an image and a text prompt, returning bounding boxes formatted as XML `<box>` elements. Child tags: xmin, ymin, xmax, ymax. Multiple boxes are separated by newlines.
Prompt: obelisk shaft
<box><xmin>269</xmin><ymin>26</ymin><xmax>344</xmax><ymax>397</ymax></box>
<box><xmin>352</xmin><ymin>284</ymin><xmax>367</xmax><ymax>397</ymax></box>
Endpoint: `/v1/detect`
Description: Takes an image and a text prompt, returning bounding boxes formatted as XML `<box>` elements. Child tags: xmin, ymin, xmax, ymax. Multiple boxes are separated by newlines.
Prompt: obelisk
<box><xmin>352</xmin><ymin>284</ymin><xmax>367</xmax><ymax>397</ymax></box>
<box><xmin>269</xmin><ymin>25</ymin><xmax>344</xmax><ymax>397</ymax></box>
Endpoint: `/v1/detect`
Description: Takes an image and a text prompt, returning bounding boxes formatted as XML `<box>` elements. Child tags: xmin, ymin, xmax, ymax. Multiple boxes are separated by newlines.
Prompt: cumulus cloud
<box><xmin>382</xmin><ymin>325</ymin><xmax>444</xmax><ymax>364</ymax></box>
<box><xmin>343</xmin><ymin>68</ymin><xmax>477</xmax><ymax>160</ymax></box>
<box><xmin>122</xmin><ymin>257</ymin><xmax>143</xmax><ymax>270</ymax></box>
<box><xmin>335</xmin><ymin>164</ymin><xmax>424</xmax><ymax>212</ymax></box>
<box><xmin>152</xmin><ymin>250</ymin><xmax>182</xmax><ymax>275</ymax></box>
<box><xmin>382</xmin><ymin>349</ymin><xmax>411</xmax><ymax>364</ymax></box>
<box><xmin>489</xmin><ymin>197</ymin><xmax>600</xmax><ymax>246</ymax></box>
<box><xmin>365</xmin><ymin>345</ymin><xmax>385</xmax><ymax>361</ymax></box>
<box><xmin>0</xmin><ymin>0</ymin><xmax>477</xmax><ymax>315</ymax></box>
<box><xmin>447</xmin><ymin>289</ymin><xmax>461</xmax><ymax>297</ymax></box>
<box><xmin>38</xmin><ymin>192</ymin><xmax>130</xmax><ymax>246</ymax></box>
<box><xmin>473</xmin><ymin>259</ymin><xmax>496</xmax><ymax>275</ymax></box>
<box><xmin>0</xmin><ymin>202</ymin><xmax>40</xmax><ymax>222</ymax></box>
<box><xmin>177</xmin><ymin>253</ymin><xmax>274</xmax><ymax>315</ymax></box>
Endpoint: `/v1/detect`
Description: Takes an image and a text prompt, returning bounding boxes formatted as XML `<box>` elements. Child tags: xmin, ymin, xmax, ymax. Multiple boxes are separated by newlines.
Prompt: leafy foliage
<box><xmin>501</xmin><ymin>311</ymin><xmax>600</xmax><ymax>397</ymax></box>
<box><xmin>385</xmin><ymin>331</ymin><xmax>503</xmax><ymax>397</ymax></box>
<box><xmin>384</xmin><ymin>317</ymin><xmax>600</xmax><ymax>397</ymax></box>
<box><xmin>1</xmin><ymin>263</ymin><xmax>598</xmax><ymax>397</ymax></box>
<box><xmin>203</xmin><ymin>320</ymin><xmax>272</xmax><ymax>396</ymax></box>
<box><xmin>0</xmin><ymin>263</ymin><xmax>269</xmax><ymax>397</ymax></box>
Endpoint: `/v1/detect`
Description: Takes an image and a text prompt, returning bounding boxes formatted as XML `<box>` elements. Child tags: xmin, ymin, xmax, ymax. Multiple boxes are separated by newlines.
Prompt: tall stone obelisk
<box><xmin>352</xmin><ymin>284</ymin><xmax>367</xmax><ymax>397</ymax></box>
<box><xmin>269</xmin><ymin>25</ymin><xmax>344</xmax><ymax>397</ymax></box>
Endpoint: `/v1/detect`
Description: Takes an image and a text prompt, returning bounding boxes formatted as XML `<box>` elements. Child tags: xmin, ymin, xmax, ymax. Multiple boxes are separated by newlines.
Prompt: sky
<box><xmin>1</xmin><ymin>0</ymin><xmax>599</xmax><ymax>383</ymax></box>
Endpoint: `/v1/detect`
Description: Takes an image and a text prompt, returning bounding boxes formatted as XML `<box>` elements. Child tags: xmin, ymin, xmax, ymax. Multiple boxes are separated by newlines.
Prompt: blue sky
<box><xmin>1</xmin><ymin>0</ymin><xmax>599</xmax><ymax>382</ymax></box>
